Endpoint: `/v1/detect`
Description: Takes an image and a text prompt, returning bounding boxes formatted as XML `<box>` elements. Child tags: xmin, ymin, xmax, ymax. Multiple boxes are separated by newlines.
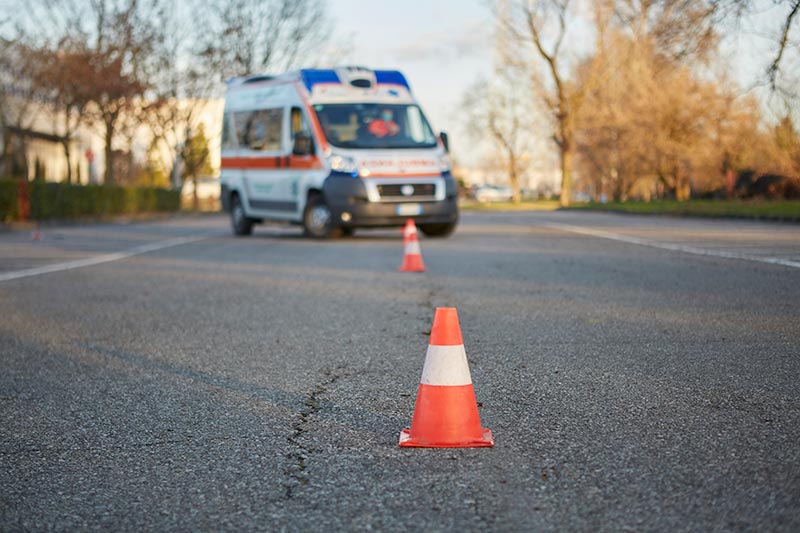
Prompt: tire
<box><xmin>303</xmin><ymin>194</ymin><xmax>340</xmax><ymax>238</ymax></box>
<box><xmin>230</xmin><ymin>193</ymin><xmax>254</xmax><ymax>236</ymax></box>
<box><xmin>340</xmin><ymin>227</ymin><xmax>355</xmax><ymax>237</ymax></box>
<box><xmin>419</xmin><ymin>221</ymin><xmax>457</xmax><ymax>238</ymax></box>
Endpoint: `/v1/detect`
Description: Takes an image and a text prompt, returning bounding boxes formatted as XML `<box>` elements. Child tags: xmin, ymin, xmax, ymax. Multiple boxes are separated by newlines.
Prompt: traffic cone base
<box><xmin>399</xmin><ymin>384</ymin><xmax>494</xmax><ymax>447</ymax></box>
<box><xmin>398</xmin><ymin>252</ymin><xmax>425</xmax><ymax>272</ymax></box>
<box><xmin>399</xmin><ymin>428</ymin><xmax>494</xmax><ymax>448</ymax></box>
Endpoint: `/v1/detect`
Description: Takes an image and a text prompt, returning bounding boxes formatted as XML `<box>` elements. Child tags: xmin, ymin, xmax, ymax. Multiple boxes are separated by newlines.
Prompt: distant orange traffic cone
<box><xmin>398</xmin><ymin>219</ymin><xmax>425</xmax><ymax>272</ymax></box>
<box><xmin>399</xmin><ymin>307</ymin><xmax>494</xmax><ymax>448</ymax></box>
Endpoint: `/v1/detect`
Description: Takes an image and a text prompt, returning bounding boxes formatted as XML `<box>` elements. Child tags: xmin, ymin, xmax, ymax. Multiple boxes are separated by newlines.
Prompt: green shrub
<box><xmin>0</xmin><ymin>178</ymin><xmax>181</xmax><ymax>222</ymax></box>
<box><xmin>0</xmin><ymin>180</ymin><xmax>18</xmax><ymax>222</ymax></box>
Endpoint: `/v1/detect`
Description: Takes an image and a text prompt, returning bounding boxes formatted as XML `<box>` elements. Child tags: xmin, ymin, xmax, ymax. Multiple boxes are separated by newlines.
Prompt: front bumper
<box><xmin>323</xmin><ymin>173</ymin><xmax>458</xmax><ymax>228</ymax></box>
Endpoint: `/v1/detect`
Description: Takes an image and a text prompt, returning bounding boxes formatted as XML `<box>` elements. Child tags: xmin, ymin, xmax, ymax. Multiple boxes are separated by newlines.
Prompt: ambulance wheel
<box><xmin>303</xmin><ymin>194</ymin><xmax>340</xmax><ymax>238</ymax></box>
<box><xmin>231</xmin><ymin>193</ymin><xmax>254</xmax><ymax>236</ymax></box>
<box><xmin>420</xmin><ymin>221</ymin><xmax>457</xmax><ymax>238</ymax></box>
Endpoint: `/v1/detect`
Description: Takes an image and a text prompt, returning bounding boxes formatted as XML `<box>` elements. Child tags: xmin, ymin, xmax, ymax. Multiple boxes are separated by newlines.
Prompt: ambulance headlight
<box><xmin>438</xmin><ymin>154</ymin><xmax>451</xmax><ymax>173</ymax></box>
<box><xmin>329</xmin><ymin>153</ymin><xmax>358</xmax><ymax>174</ymax></box>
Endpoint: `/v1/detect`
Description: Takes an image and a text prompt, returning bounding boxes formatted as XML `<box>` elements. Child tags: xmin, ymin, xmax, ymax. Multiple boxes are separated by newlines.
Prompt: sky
<box><xmin>327</xmin><ymin>0</ymin><xmax>496</xmax><ymax>165</ymax></box>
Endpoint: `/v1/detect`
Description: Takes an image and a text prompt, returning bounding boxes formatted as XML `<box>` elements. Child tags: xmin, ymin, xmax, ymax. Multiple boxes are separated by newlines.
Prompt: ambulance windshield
<box><xmin>313</xmin><ymin>103</ymin><xmax>438</xmax><ymax>149</ymax></box>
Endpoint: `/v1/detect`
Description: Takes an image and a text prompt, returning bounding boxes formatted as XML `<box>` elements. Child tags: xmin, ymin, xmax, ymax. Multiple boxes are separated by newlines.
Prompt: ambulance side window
<box><xmin>290</xmin><ymin>107</ymin><xmax>315</xmax><ymax>156</ymax></box>
<box><xmin>290</xmin><ymin>107</ymin><xmax>309</xmax><ymax>136</ymax></box>
<box><xmin>221</xmin><ymin>112</ymin><xmax>235</xmax><ymax>149</ymax></box>
<box><xmin>234</xmin><ymin>108</ymin><xmax>283</xmax><ymax>152</ymax></box>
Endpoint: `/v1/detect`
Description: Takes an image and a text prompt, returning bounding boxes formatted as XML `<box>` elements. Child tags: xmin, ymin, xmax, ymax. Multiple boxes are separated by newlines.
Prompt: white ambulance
<box><xmin>220</xmin><ymin>66</ymin><xmax>458</xmax><ymax>237</ymax></box>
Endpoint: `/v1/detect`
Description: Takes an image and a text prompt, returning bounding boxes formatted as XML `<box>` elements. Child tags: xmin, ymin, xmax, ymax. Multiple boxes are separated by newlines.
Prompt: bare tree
<box><xmin>716</xmin><ymin>0</ymin><xmax>800</xmax><ymax>93</ymax></box>
<box><xmin>489</xmin><ymin>0</ymin><xmax>798</xmax><ymax>203</ymax></box>
<box><xmin>0</xmin><ymin>38</ymin><xmax>44</xmax><ymax>178</ymax></box>
<box><xmin>28</xmin><ymin>41</ymin><xmax>96</xmax><ymax>184</ymax></box>
<box><xmin>144</xmin><ymin>0</ymin><xmax>219</xmax><ymax>189</ymax></box>
<box><xmin>181</xmin><ymin>123</ymin><xmax>214</xmax><ymax>210</ymax></box>
<box><xmin>199</xmin><ymin>0</ymin><xmax>332</xmax><ymax>80</ymax></box>
<box><xmin>614</xmin><ymin>0</ymin><xmax>719</xmax><ymax>63</ymax></box>
<box><xmin>15</xmin><ymin>0</ymin><xmax>164</xmax><ymax>185</ymax></box>
<box><xmin>462</xmin><ymin>76</ymin><xmax>533</xmax><ymax>203</ymax></box>
<box><xmin>573</xmin><ymin>2</ymin><xmax>780</xmax><ymax>201</ymax></box>
<box><xmin>499</xmin><ymin>0</ymin><xmax>589</xmax><ymax>207</ymax></box>
<box><xmin>612</xmin><ymin>0</ymin><xmax>731</xmax><ymax>200</ymax></box>
<box><xmin>767</xmin><ymin>0</ymin><xmax>800</xmax><ymax>91</ymax></box>
<box><xmin>90</xmin><ymin>1</ymin><xmax>161</xmax><ymax>185</ymax></box>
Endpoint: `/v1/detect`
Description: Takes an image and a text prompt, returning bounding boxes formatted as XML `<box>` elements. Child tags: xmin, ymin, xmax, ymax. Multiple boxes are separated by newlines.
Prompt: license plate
<box><xmin>396</xmin><ymin>203</ymin><xmax>422</xmax><ymax>216</ymax></box>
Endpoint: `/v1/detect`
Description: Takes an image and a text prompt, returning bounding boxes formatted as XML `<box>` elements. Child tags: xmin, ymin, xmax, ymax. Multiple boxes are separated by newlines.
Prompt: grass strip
<box><xmin>459</xmin><ymin>200</ymin><xmax>561</xmax><ymax>211</ymax></box>
<box><xmin>567</xmin><ymin>200</ymin><xmax>800</xmax><ymax>221</ymax></box>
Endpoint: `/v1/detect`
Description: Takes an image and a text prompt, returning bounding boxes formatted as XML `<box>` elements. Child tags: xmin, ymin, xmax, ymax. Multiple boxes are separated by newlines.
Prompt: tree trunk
<box><xmin>559</xmin><ymin>144</ymin><xmax>573</xmax><ymax>207</ymax></box>
<box><xmin>62</xmin><ymin>140</ymin><xmax>72</xmax><ymax>185</ymax></box>
<box><xmin>192</xmin><ymin>176</ymin><xmax>199</xmax><ymax>211</ymax></box>
<box><xmin>610</xmin><ymin>167</ymin><xmax>622</xmax><ymax>202</ymax></box>
<box><xmin>508</xmin><ymin>151</ymin><xmax>521</xmax><ymax>204</ymax></box>
<box><xmin>127</xmin><ymin>147</ymin><xmax>135</xmax><ymax>185</ymax></box>
<box><xmin>62</xmin><ymin>107</ymin><xmax>72</xmax><ymax>184</ymax></box>
<box><xmin>0</xmin><ymin>134</ymin><xmax>11</xmax><ymax>176</ymax></box>
<box><xmin>676</xmin><ymin>173</ymin><xmax>691</xmax><ymax>201</ymax></box>
<box><xmin>593</xmin><ymin>170</ymin><xmax>604</xmax><ymax>202</ymax></box>
<box><xmin>104</xmin><ymin>119</ymin><xmax>114</xmax><ymax>185</ymax></box>
<box><xmin>12</xmin><ymin>137</ymin><xmax>29</xmax><ymax>179</ymax></box>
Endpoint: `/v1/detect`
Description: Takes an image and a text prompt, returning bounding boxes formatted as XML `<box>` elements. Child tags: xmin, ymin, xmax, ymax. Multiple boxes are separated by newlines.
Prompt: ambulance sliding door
<box><xmin>233</xmin><ymin>107</ymin><xmax>297</xmax><ymax>217</ymax></box>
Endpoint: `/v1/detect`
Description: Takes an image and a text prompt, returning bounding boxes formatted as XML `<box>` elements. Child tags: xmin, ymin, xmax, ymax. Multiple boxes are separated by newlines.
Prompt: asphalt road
<box><xmin>1</xmin><ymin>211</ymin><xmax>799</xmax><ymax>531</ymax></box>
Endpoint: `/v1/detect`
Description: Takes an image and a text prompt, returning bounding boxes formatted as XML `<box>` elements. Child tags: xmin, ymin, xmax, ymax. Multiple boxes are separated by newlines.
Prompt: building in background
<box><xmin>0</xmin><ymin>68</ymin><xmax>223</xmax><ymax>187</ymax></box>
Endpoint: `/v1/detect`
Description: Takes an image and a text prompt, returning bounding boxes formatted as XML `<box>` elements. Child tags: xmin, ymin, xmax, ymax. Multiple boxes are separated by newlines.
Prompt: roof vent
<box><xmin>336</xmin><ymin>67</ymin><xmax>376</xmax><ymax>91</ymax></box>
<box><xmin>350</xmin><ymin>78</ymin><xmax>372</xmax><ymax>88</ymax></box>
<box><xmin>243</xmin><ymin>75</ymin><xmax>274</xmax><ymax>84</ymax></box>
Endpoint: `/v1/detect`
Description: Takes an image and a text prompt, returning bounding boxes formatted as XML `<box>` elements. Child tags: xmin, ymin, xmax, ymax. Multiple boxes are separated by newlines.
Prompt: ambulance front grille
<box><xmin>376</xmin><ymin>183</ymin><xmax>436</xmax><ymax>201</ymax></box>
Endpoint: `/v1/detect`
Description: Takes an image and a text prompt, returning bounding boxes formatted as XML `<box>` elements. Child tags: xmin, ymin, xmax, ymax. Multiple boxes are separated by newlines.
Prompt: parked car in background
<box><xmin>473</xmin><ymin>185</ymin><xmax>514</xmax><ymax>203</ymax></box>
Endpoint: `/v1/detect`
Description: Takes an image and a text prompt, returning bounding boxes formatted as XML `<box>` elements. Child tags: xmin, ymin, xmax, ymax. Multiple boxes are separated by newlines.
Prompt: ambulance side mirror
<box><xmin>293</xmin><ymin>132</ymin><xmax>314</xmax><ymax>156</ymax></box>
<box><xmin>439</xmin><ymin>131</ymin><xmax>449</xmax><ymax>153</ymax></box>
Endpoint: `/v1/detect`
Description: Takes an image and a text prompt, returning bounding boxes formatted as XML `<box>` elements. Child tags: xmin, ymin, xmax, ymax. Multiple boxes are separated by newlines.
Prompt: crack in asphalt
<box><xmin>418</xmin><ymin>281</ymin><xmax>448</xmax><ymax>328</ymax></box>
<box><xmin>282</xmin><ymin>366</ymin><xmax>345</xmax><ymax>499</ymax></box>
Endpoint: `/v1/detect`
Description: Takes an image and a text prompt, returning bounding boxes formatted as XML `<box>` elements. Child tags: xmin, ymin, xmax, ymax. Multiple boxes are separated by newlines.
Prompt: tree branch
<box><xmin>767</xmin><ymin>0</ymin><xmax>800</xmax><ymax>90</ymax></box>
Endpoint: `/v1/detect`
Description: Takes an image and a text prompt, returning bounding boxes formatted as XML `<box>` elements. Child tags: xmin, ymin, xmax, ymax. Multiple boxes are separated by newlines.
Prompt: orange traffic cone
<box><xmin>399</xmin><ymin>307</ymin><xmax>494</xmax><ymax>448</ymax></box>
<box><xmin>398</xmin><ymin>219</ymin><xmax>425</xmax><ymax>272</ymax></box>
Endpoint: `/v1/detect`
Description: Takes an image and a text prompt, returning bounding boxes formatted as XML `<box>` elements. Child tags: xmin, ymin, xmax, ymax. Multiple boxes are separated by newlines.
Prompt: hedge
<box><xmin>0</xmin><ymin>179</ymin><xmax>180</xmax><ymax>223</ymax></box>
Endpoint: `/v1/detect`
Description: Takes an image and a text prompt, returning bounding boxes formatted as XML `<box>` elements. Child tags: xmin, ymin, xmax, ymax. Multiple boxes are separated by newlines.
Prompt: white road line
<box><xmin>546</xmin><ymin>223</ymin><xmax>800</xmax><ymax>270</ymax></box>
<box><xmin>0</xmin><ymin>235</ymin><xmax>209</xmax><ymax>283</ymax></box>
